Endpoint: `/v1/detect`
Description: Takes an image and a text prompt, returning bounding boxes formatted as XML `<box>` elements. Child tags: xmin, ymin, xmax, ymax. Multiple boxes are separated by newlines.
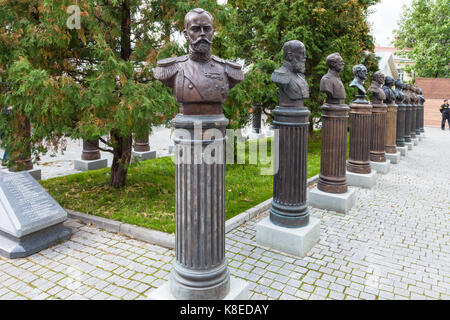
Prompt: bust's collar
<box><xmin>189</xmin><ymin>48</ymin><xmax>212</xmax><ymax>62</ymax></box>
<box><xmin>327</xmin><ymin>68</ymin><xmax>341</xmax><ymax>78</ymax></box>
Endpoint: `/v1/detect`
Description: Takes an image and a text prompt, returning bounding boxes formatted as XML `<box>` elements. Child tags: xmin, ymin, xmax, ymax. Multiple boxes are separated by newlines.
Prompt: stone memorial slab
<box><xmin>0</xmin><ymin>172</ymin><xmax>71</xmax><ymax>259</ymax></box>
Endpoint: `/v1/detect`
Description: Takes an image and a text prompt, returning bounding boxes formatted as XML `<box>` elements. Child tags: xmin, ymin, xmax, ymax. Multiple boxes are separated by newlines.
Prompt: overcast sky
<box><xmin>367</xmin><ymin>0</ymin><xmax>413</xmax><ymax>47</ymax></box>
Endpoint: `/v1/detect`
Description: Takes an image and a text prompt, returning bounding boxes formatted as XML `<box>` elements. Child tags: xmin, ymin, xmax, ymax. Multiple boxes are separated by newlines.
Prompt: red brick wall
<box><xmin>416</xmin><ymin>78</ymin><xmax>449</xmax><ymax>127</ymax></box>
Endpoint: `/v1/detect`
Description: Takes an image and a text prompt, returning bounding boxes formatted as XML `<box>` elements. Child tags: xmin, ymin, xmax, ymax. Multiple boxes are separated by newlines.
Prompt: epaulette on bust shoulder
<box><xmin>271</xmin><ymin>69</ymin><xmax>290</xmax><ymax>85</ymax></box>
<box><xmin>154</xmin><ymin>55</ymin><xmax>187</xmax><ymax>81</ymax></box>
<box><xmin>223</xmin><ymin>58</ymin><xmax>244</xmax><ymax>82</ymax></box>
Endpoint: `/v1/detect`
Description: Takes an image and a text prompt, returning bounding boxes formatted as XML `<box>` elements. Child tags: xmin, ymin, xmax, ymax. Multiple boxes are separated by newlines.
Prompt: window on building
<box><xmin>398</xmin><ymin>69</ymin><xmax>404</xmax><ymax>81</ymax></box>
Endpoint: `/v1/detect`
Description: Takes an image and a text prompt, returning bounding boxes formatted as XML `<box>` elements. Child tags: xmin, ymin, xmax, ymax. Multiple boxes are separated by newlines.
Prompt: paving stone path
<box><xmin>0</xmin><ymin>127</ymin><xmax>449</xmax><ymax>300</ymax></box>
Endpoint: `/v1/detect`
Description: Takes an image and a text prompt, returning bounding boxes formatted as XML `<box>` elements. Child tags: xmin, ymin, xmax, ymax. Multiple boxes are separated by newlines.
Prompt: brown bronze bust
<box><xmin>271</xmin><ymin>40</ymin><xmax>309</xmax><ymax>107</ymax></box>
<box><xmin>369</xmin><ymin>71</ymin><xmax>386</xmax><ymax>104</ymax></box>
<box><xmin>153</xmin><ymin>8</ymin><xmax>244</xmax><ymax>115</ymax></box>
<box><xmin>320</xmin><ymin>53</ymin><xmax>346</xmax><ymax>104</ymax></box>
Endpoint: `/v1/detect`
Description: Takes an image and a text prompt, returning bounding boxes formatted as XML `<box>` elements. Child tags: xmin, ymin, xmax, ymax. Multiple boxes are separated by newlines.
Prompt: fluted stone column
<box><xmin>415</xmin><ymin>89</ymin><xmax>422</xmax><ymax>136</ymax></box>
<box><xmin>410</xmin><ymin>102</ymin><xmax>417</xmax><ymax>140</ymax></box>
<box><xmin>81</xmin><ymin>139</ymin><xmax>101</xmax><ymax>161</ymax></box>
<box><xmin>403</xmin><ymin>93</ymin><xmax>412</xmax><ymax>143</ymax></box>
<box><xmin>347</xmin><ymin>99</ymin><xmax>372</xmax><ymax>174</ymax></box>
<box><xmin>74</xmin><ymin>138</ymin><xmax>108</xmax><ymax>171</ymax></box>
<box><xmin>370</xmin><ymin>103</ymin><xmax>387</xmax><ymax>162</ymax></box>
<box><xmin>252</xmin><ymin>104</ymin><xmax>262</xmax><ymax>134</ymax></box>
<box><xmin>318</xmin><ymin>104</ymin><xmax>350</xmax><ymax>193</ymax></box>
<box><xmin>271</xmin><ymin>104</ymin><xmax>310</xmax><ymax>227</ymax></box>
<box><xmin>134</xmin><ymin>134</ymin><xmax>150</xmax><ymax>152</ymax></box>
<box><xmin>172</xmin><ymin>113</ymin><xmax>230</xmax><ymax>300</ymax></box>
<box><xmin>396</xmin><ymin>101</ymin><xmax>406</xmax><ymax>147</ymax></box>
<box><xmin>256</xmin><ymin>40</ymin><xmax>320</xmax><ymax>258</ymax></box>
<box><xmin>310</xmin><ymin>53</ymin><xmax>356</xmax><ymax>213</ymax></box>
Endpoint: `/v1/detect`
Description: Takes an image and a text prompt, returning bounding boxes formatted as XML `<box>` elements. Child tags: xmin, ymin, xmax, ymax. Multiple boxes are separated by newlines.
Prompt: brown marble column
<box><xmin>347</xmin><ymin>100</ymin><xmax>372</xmax><ymax>174</ymax></box>
<box><xmin>318</xmin><ymin>103</ymin><xmax>349</xmax><ymax>193</ymax></box>
<box><xmin>134</xmin><ymin>133</ymin><xmax>150</xmax><ymax>152</ymax></box>
<box><xmin>81</xmin><ymin>139</ymin><xmax>101</xmax><ymax>161</ymax></box>
<box><xmin>369</xmin><ymin>72</ymin><xmax>387</xmax><ymax>162</ymax></box>
<box><xmin>394</xmin><ymin>80</ymin><xmax>406</xmax><ymax>147</ymax></box>
<box><xmin>385</xmin><ymin>103</ymin><xmax>398</xmax><ymax>154</ymax></box>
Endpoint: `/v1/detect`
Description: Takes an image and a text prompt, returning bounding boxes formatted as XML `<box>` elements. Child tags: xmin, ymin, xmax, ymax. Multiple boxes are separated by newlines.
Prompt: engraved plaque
<box><xmin>0</xmin><ymin>171</ymin><xmax>67</xmax><ymax>238</ymax></box>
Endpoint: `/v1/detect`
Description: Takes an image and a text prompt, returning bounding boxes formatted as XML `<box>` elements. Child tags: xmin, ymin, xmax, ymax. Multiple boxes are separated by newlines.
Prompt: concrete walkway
<box><xmin>0</xmin><ymin>127</ymin><xmax>449</xmax><ymax>300</ymax></box>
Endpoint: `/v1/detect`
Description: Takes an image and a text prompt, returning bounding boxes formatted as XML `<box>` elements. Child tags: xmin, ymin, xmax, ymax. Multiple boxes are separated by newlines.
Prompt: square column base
<box><xmin>255</xmin><ymin>217</ymin><xmax>320</xmax><ymax>257</ymax></box>
<box><xmin>418</xmin><ymin>135</ymin><xmax>423</xmax><ymax>141</ymax></box>
<box><xmin>264</xmin><ymin>129</ymin><xmax>274</xmax><ymax>137</ymax></box>
<box><xmin>386</xmin><ymin>152</ymin><xmax>401</xmax><ymax>164</ymax></box>
<box><xmin>148</xmin><ymin>277</ymin><xmax>250</xmax><ymax>300</ymax></box>
<box><xmin>247</xmin><ymin>132</ymin><xmax>266</xmax><ymax>140</ymax></box>
<box><xmin>74</xmin><ymin>159</ymin><xmax>107</xmax><ymax>171</ymax></box>
<box><xmin>405</xmin><ymin>142</ymin><xmax>413</xmax><ymax>150</ymax></box>
<box><xmin>412</xmin><ymin>138</ymin><xmax>419</xmax><ymax>146</ymax></box>
<box><xmin>168</xmin><ymin>145</ymin><xmax>175</xmax><ymax>154</ymax></box>
<box><xmin>371</xmin><ymin>160</ymin><xmax>391</xmax><ymax>174</ymax></box>
<box><xmin>132</xmin><ymin>150</ymin><xmax>156</xmax><ymax>161</ymax></box>
<box><xmin>346</xmin><ymin>170</ymin><xmax>377</xmax><ymax>189</ymax></box>
<box><xmin>397</xmin><ymin>146</ymin><xmax>408</xmax><ymax>157</ymax></box>
<box><xmin>308</xmin><ymin>187</ymin><xmax>357</xmax><ymax>214</ymax></box>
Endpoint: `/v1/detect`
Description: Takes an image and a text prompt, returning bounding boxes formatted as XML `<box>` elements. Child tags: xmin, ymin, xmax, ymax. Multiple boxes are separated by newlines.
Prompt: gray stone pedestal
<box><xmin>405</xmin><ymin>142</ymin><xmax>413</xmax><ymax>150</ymax></box>
<box><xmin>148</xmin><ymin>276</ymin><xmax>250</xmax><ymax>300</ymax></box>
<box><xmin>346</xmin><ymin>170</ymin><xmax>377</xmax><ymax>189</ymax></box>
<box><xmin>386</xmin><ymin>152</ymin><xmax>401</xmax><ymax>164</ymax></box>
<box><xmin>308</xmin><ymin>187</ymin><xmax>357</xmax><ymax>214</ymax></box>
<box><xmin>264</xmin><ymin>129</ymin><xmax>274</xmax><ymax>137</ymax></box>
<box><xmin>371</xmin><ymin>160</ymin><xmax>391</xmax><ymax>174</ymax></box>
<box><xmin>397</xmin><ymin>146</ymin><xmax>408</xmax><ymax>157</ymax></box>
<box><xmin>247</xmin><ymin>132</ymin><xmax>266</xmax><ymax>140</ymax></box>
<box><xmin>412</xmin><ymin>138</ymin><xmax>419</xmax><ymax>146</ymax></box>
<box><xmin>74</xmin><ymin>159</ymin><xmax>108</xmax><ymax>171</ymax></box>
<box><xmin>132</xmin><ymin>150</ymin><xmax>156</xmax><ymax>161</ymax></box>
<box><xmin>418</xmin><ymin>135</ymin><xmax>423</xmax><ymax>141</ymax></box>
<box><xmin>256</xmin><ymin>217</ymin><xmax>320</xmax><ymax>257</ymax></box>
<box><xmin>0</xmin><ymin>172</ymin><xmax>71</xmax><ymax>259</ymax></box>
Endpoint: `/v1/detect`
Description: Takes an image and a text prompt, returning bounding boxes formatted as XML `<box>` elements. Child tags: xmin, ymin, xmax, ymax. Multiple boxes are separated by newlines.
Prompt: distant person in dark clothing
<box><xmin>441</xmin><ymin>99</ymin><xmax>450</xmax><ymax>130</ymax></box>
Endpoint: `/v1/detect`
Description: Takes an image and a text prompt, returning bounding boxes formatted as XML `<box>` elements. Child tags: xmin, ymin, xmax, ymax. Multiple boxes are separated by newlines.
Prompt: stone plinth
<box><xmin>132</xmin><ymin>150</ymin><xmax>156</xmax><ymax>161</ymax></box>
<box><xmin>74</xmin><ymin>159</ymin><xmax>108</xmax><ymax>171</ymax></box>
<box><xmin>148</xmin><ymin>277</ymin><xmax>250</xmax><ymax>300</ymax></box>
<box><xmin>412</xmin><ymin>138</ymin><xmax>419</xmax><ymax>146</ymax></box>
<box><xmin>308</xmin><ymin>187</ymin><xmax>357</xmax><ymax>214</ymax></box>
<box><xmin>405</xmin><ymin>142</ymin><xmax>413</xmax><ymax>150</ymax></box>
<box><xmin>386</xmin><ymin>152</ymin><xmax>401</xmax><ymax>164</ymax></box>
<box><xmin>397</xmin><ymin>146</ymin><xmax>408</xmax><ymax>156</ymax></box>
<box><xmin>256</xmin><ymin>217</ymin><xmax>320</xmax><ymax>257</ymax></box>
<box><xmin>346</xmin><ymin>170</ymin><xmax>377</xmax><ymax>189</ymax></box>
<box><xmin>371</xmin><ymin>160</ymin><xmax>391</xmax><ymax>174</ymax></box>
<box><xmin>0</xmin><ymin>172</ymin><xmax>71</xmax><ymax>259</ymax></box>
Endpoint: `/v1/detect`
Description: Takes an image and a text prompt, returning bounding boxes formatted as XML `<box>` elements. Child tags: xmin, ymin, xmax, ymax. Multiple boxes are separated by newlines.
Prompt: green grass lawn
<box><xmin>41</xmin><ymin>132</ymin><xmax>326</xmax><ymax>234</ymax></box>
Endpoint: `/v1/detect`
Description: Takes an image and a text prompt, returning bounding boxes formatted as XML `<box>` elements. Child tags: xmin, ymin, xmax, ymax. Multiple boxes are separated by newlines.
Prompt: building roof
<box><xmin>416</xmin><ymin>78</ymin><xmax>450</xmax><ymax>99</ymax></box>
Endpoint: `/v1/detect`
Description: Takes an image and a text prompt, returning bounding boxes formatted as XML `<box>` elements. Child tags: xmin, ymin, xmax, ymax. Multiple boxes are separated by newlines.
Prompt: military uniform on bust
<box><xmin>154</xmin><ymin>55</ymin><xmax>243</xmax><ymax>115</ymax></box>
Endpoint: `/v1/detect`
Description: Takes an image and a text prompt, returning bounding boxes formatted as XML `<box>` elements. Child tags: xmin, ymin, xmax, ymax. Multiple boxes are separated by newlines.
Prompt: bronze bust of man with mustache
<box><xmin>154</xmin><ymin>8</ymin><xmax>243</xmax><ymax>115</ymax></box>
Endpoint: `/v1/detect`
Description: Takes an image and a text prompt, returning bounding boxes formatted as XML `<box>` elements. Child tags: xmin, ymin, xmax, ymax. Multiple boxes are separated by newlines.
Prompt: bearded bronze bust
<box><xmin>154</xmin><ymin>8</ymin><xmax>244</xmax><ymax>115</ymax></box>
<box><xmin>271</xmin><ymin>40</ymin><xmax>309</xmax><ymax>107</ymax></box>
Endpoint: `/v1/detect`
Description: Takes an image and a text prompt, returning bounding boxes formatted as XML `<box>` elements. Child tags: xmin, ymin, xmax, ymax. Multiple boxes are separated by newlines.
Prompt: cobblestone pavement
<box><xmin>0</xmin><ymin>127</ymin><xmax>449</xmax><ymax>300</ymax></box>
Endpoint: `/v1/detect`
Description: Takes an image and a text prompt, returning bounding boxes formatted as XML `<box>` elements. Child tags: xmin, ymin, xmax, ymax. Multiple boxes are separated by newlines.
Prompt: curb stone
<box><xmin>66</xmin><ymin>174</ymin><xmax>320</xmax><ymax>250</ymax></box>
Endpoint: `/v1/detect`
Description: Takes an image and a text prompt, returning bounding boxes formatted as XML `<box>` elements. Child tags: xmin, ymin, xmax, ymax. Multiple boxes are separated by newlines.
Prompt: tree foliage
<box><xmin>0</xmin><ymin>0</ymin><xmax>179</xmax><ymax>187</ymax></box>
<box><xmin>394</xmin><ymin>0</ymin><xmax>450</xmax><ymax>78</ymax></box>
<box><xmin>213</xmin><ymin>0</ymin><xmax>380</xmax><ymax>129</ymax></box>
